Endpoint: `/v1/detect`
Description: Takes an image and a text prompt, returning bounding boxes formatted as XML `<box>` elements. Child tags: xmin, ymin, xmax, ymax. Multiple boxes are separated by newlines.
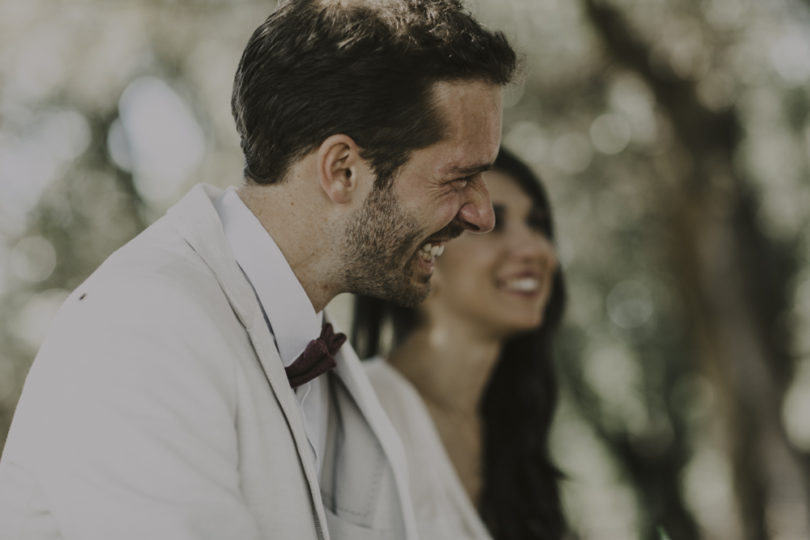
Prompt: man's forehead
<box><xmin>425</xmin><ymin>136</ymin><xmax>500</xmax><ymax>178</ymax></box>
<box><xmin>435</xmin><ymin>133</ymin><xmax>501</xmax><ymax>173</ymax></box>
<box><xmin>430</xmin><ymin>82</ymin><xmax>503</xmax><ymax>142</ymax></box>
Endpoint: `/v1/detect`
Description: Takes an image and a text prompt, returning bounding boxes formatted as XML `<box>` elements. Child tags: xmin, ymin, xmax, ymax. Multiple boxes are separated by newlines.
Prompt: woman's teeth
<box><xmin>504</xmin><ymin>277</ymin><xmax>540</xmax><ymax>292</ymax></box>
<box><xmin>419</xmin><ymin>242</ymin><xmax>445</xmax><ymax>261</ymax></box>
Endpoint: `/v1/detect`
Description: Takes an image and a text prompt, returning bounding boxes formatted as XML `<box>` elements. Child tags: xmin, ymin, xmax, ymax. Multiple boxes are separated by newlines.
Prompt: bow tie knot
<box><xmin>285</xmin><ymin>323</ymin><xmax>346</xmax><ymax>389</ymax></box>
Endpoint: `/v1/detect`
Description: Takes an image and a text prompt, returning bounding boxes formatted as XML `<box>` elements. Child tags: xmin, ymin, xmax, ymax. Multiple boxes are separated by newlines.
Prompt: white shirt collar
<box><xmin>214</xmin><ymin>187</ymin><xmax>323</xmax><ymax>367</ymax></box>
<box><xmin>215</xmin><ymin>186</ymin><xmax>329</xmax><ymax>472</ymax></box>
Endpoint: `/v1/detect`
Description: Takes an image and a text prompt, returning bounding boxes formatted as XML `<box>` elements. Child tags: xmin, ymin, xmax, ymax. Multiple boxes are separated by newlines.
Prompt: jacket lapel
<box><xmin>329</xmin><ymin>320</ymin><xmax>418</xmax><ymax>540</ymax></box>
<box><xmin>165</xmin><ymin>184</ymin><xmax>329</xmax><ymax>537</ymax></box>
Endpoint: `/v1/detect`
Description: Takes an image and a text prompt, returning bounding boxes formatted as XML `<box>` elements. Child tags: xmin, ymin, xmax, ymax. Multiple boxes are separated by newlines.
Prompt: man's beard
<box><xmin>341</xmin><ymin>184</ymin><xmax>428</xmax><ymax>307</ymax></box>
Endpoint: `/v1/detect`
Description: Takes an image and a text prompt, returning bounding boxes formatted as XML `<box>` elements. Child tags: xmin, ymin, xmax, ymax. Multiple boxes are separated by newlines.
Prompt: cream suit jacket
<box><xmin>0</xmin><ymin>184</ymin><xmax>417</xmax><ymax>540</ymax></box>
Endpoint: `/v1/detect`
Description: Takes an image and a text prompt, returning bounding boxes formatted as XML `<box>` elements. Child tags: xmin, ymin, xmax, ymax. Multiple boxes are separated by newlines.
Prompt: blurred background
<box><xmin>1</xmin><ymin>0</ymin><xmax>809</xmax><ymax>538</ymax></box>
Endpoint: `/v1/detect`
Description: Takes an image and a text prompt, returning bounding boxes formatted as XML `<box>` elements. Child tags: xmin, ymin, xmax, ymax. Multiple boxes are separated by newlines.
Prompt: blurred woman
<box><xmin>353</xmin><ymin>148</ymin><xmax>567</xmax><ymax>540</ymax></box>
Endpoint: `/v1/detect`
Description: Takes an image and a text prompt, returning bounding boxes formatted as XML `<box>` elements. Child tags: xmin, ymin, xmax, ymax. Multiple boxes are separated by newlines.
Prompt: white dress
<box><xmin>364</xmin><ymin>358</ymin><xmax>494</xmax><ymax>540</ymax></box>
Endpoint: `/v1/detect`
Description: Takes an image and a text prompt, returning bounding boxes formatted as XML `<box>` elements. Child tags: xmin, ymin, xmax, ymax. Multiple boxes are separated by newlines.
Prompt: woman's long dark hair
<box><xmin>352</xmin><ymin>148</ymin><xmax>567</xmax><ymax>540</ymax></box>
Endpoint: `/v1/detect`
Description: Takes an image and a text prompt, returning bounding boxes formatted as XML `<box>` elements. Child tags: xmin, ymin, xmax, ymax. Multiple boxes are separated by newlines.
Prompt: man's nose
<box><xmin>456</xmin><ymin>181</ymin><xmax>495</xmax><ymax>233</ymax></box>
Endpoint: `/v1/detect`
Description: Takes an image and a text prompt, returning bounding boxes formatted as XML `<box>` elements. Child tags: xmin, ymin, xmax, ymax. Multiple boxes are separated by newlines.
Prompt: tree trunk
<box><xmin>580</xmin><ymin>0</ymin><xmax>810</xmax><ymax>537</ymax></box>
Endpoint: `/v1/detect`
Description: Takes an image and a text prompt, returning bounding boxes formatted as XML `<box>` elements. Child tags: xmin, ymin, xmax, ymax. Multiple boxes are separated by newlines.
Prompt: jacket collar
<box><xmin>331</xmin><ymin>338</ymin><xmax>418</xmax><ymax>539</ymax></box>
<box><xmin>164</xmin><ymin>183</ymin><xmax>330</xmax><ymax>537</ymax></box>
<box><xmin>166</xmin><ymin>184</ymin><xmax>416</xmax><ymax>539</ymax></box>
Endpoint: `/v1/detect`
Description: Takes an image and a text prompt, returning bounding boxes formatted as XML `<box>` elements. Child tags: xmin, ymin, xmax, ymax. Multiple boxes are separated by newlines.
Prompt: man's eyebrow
<box><xmin>447</xmin><ymin>163</ymin><xmax>494</xmax><ymax>176</ymax></box>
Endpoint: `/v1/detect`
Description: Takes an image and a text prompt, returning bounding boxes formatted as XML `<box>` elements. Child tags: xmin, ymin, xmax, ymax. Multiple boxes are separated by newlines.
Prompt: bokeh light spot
<box><xmin>551</xmin><ymin>132</ymin><xmax>593</xmax><ymax>174</ymax></box>
<box><xmin>607</xmin><ymin>280</ymin><xmax>654</xmax><ymax>330</ymax></box>
<box><xmin>590</xmin><ymin>113</ymin><xmax>631</xmax><ymax>155</ymax></box>
<box><xmin>118</xmin><ymin>77</ymin><xmax>205</xmax><ymax>206</ymax></box>
<box><xmin>11</xmin><ymin>289</ymin><xmax>70</xmax><ymax>351</ymax></box>
<box><xmin>9</xmin><ymin>236</ymin><xmax>57</xmax><ymax>284</ymax></box>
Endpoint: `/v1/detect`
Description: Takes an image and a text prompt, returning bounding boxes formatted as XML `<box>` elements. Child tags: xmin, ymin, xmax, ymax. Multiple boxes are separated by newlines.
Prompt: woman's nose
<box><xmin>510</xmin><ymin>227</ymin><xmax>557</xmax><ymax>266</ymax></box>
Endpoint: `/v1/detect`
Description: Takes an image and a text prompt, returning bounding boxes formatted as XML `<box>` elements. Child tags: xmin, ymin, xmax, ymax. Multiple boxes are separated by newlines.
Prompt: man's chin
<box><xmin>346</xmin><ymin>255</ymin><xmax>432</xmax><ymax>307</ymax></box>
<box><xmin>400</xmin><ymin>264</ymin><xmax>433</xmax><ymax>305</ymax></box>
<box><xmin>384</xmin><ymin>280</ymin><xmax>430</xmax><ymax>308</ymax></box>
<box><xmin>362</xmin><ymin>276</ymin><xmax>431</xmax><ymax>308</ymax></box>
<box><xmin>399</xmin><ymin>283</ymin><xmax>430</xmax><ymax>307</ymax></box>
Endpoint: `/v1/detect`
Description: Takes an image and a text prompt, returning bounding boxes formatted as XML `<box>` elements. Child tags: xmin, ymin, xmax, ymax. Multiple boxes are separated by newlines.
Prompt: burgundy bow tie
<box><xmin>285</xmin><ymin>323</ymin><xmax>346</xmax><ymax>389</ymax></box>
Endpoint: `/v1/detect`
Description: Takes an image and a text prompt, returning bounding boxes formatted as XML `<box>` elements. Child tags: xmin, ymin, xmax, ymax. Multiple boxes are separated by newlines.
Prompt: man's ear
<box><xmin>316</xmin><ymin>134</ymin><xmax>372</xmax><ymax>204</ymax></box>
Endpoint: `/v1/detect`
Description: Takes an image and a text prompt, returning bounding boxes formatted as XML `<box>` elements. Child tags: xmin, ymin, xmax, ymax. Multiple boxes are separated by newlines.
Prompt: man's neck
<box><xmin>237</xmin><ymin>181</ymin><xmax>342</xmax><ymax>312</ymax></box>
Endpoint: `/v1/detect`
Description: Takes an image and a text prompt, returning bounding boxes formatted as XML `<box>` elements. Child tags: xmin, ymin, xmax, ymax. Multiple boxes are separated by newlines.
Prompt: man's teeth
<box><xmin>419</xmin><ymin>243</ymin><xmax>445</xmax><ymax>259</ymax></box>
<box><xmin>504</xmin><ymin>277</ymin><xmax>539</xmax><ymax>292</ymax></box>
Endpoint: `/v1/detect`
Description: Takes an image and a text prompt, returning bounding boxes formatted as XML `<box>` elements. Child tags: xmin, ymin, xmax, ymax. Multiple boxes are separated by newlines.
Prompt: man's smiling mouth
<box><xmin>418</xmin><ymin>241</ymin><xmax>445</xmax><ymax>263</ymax></box>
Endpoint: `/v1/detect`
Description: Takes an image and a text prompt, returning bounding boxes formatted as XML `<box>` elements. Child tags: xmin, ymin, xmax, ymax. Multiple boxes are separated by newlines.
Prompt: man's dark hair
<box><xmin>232</xmin><ymin>0</ymin><xmax>517</xmax><ymax>187</ymax></box>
